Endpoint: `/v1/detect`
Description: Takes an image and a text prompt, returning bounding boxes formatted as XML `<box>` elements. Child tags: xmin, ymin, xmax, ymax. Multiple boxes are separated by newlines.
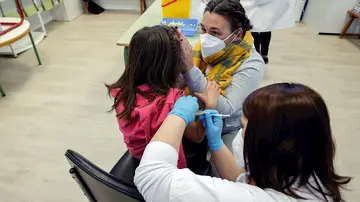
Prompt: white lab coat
<box><xmin>240</xmin><ymin>0</ymin><xmax>297</xmax><ymax>32</ymax></box>
<box><xmin>134</xmin><ymin>141</ymin><xmax>332</xmax><ymax>202</ymax></box>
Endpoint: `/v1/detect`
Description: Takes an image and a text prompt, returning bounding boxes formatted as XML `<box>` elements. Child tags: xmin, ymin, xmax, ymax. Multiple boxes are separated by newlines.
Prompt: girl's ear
<box><xmin>176</xmin><ymin>29</ymin><xmax>183</xmax><ymax>40</ymax></box>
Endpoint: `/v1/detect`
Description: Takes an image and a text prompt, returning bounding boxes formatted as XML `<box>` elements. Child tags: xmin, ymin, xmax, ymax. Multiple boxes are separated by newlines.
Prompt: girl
<box><xmin>107</xmin><ymin>25</ymin><xmax>219</xmax><ymax>169</ymax></box>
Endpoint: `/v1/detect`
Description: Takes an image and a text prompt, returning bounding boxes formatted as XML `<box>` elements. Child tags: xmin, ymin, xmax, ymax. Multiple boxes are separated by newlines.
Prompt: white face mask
<box><xmin>199</xmin><ymin>30</ymin><xmax>241</xmax><ymax>58</ymax></box>
<box><xmin>200</xmin><ymin>33</ymin><xmax>226</xmax><ymax>58</ymax></box>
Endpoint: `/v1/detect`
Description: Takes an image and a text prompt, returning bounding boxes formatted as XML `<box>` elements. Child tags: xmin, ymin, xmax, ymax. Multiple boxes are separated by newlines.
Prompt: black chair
<box><xmin>65</xmin><ymin>150</ymin><xmax>145</xmax><ymax>202</ymax></box>
<box><xmin>183</xmin><ymin>138</ymin><xmax>212</xmax><ymax>176</ymax></box>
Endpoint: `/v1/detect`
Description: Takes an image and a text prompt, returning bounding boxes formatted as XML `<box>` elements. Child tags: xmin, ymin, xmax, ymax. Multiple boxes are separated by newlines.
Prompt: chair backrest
<box><xmin>108</xmin><ymin>151</ymin><xmax>140</xmax><ymax>187</ymax></box>
<box><xmin>65</xmin><ymin>149</ymin><xmax>144</xmax><ymax>202</ymax></box>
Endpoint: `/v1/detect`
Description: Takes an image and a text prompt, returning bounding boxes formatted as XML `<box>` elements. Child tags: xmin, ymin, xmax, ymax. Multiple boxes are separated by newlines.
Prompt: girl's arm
<box><xmin>184</xmin><ymin>120</ymin><xmax>206</xmax><ymax>143</ymax></box>
<box><xmin>183</xmin><ymin>80</ymin><xmax>220</xmax><ymax>143</ymax></box>
<box><xmin>183</xmin><ymin>51</ymin><xmax>264</xmax><ymax>116</ymax></box>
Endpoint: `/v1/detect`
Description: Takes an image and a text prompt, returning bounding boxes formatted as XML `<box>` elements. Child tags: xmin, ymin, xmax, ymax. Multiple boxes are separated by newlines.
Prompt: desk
<box><xmin>116</xmin><ymin>0</ymin><xmax>200</xmax><ymax>64</ymax></box>
<box><xmin>0</xmin><ymin>17</ymin><xmax>41</xmax><ymax>97</ymax></box>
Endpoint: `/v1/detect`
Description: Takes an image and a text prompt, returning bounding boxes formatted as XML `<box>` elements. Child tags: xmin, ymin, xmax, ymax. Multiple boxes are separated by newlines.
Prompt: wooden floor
<box><xmin>0</xmin><ymin>12</ymin><xmax>359</xmax><ymax>201</ymax></box>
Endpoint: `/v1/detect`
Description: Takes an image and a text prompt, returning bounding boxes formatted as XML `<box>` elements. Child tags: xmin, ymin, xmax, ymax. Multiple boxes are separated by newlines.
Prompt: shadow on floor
<box><xmin>0</xmin><ymin>56</ymin><xmax>37</xmax><ymax>98</ymax></box>
<box><xmin>347</xmin><ymin>37</ymin><xmax>360</xmax><ymax>50</ymax></box>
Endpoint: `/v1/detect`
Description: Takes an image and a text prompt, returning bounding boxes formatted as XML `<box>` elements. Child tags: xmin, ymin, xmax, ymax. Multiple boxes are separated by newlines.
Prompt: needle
<box><xmin>211</xmin><ymin>114</ymin><xmax>230</xmax><ymax>117</ymax></box>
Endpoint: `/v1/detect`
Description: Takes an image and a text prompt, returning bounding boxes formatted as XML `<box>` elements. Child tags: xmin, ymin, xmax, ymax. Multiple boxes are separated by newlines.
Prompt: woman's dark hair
<box><xmin>242</xmin><ymin>83</ymin><xmax>351</xmax><ymax>202</ymax></box>
<box><xmin>106</xmin><ymin>25</ymin><xmax>183</xmax><ymax>121</ymax></box>
<box><xmin>205</xmin><ymin>0</ymin><xmax>253</xmax><ymax>33</ymax></box>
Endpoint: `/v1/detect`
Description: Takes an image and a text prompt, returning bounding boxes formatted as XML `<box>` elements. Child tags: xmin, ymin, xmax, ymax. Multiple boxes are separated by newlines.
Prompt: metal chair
<box><xmin>0</xmin><ymin>0</ymin><xmax>42</xmax><ymax>97</ymax></box>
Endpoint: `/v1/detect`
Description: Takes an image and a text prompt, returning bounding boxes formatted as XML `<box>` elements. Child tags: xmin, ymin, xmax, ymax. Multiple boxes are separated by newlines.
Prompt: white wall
<box><xmin>93</xmin><ymin>0</ymin><xmax>155</xmax><ymax>11</ymax></box>
<box><xmin>53</xmin><ymin>0</ymin><xmax>84</xmax><ymax>21</ymax></box>
<box><xmin>92</xmin><ymin>0</ymin><xmax>203</xmax><ymax>19</ymax></box>
<box><xmin>303</xmin><ymin>0</ymin><xmax>360</xmax><ymax>34</ymax></box>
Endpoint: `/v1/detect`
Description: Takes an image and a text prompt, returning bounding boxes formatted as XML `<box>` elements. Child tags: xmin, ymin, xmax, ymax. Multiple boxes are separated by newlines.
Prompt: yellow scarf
<box><xmin>186</xmin><ymin>31</ymin><xmax>254</xmax><ymax>95</ymax></box>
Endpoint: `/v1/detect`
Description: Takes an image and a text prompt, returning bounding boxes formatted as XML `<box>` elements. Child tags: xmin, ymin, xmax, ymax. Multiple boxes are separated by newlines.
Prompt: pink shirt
<box><xmin>111</xmin><ymin>84</ymin><xmax>186</xmax><ymax>169</ymax></box>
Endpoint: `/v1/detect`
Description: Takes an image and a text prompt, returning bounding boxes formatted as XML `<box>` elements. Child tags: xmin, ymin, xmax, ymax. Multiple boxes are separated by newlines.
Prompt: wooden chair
<box><xmin>340</xmin><ymin>10</ymin><xmax>360</xmax><ymax>38</ymax></box>
<box><xmin>140</xmin><ymin>0</ymin><xmax>146</xmax><ymax>14</ymax></box>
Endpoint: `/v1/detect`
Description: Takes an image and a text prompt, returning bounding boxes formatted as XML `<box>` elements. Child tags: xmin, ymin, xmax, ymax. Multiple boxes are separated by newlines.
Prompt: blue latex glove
<box><xmin>169</xmin><ymin>96</ymin><xmax>199</xmax><ymax>126</ymax></box>
<box><xmin>199</xmin><ymin>110</ymin><xmax>224</xmax><ymax>151</ymax></box>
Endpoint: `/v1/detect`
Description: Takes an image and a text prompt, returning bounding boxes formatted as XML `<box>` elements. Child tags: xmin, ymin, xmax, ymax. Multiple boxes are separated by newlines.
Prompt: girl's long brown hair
<box><xmin>106</xmin><ymin>25</ymin><xmax>183</xmax><ymax>121</ymax></box>
<box><xmin>243</xmin><ymin>83</ymin><xmax>351</xmax><ymax>202</ymax></box>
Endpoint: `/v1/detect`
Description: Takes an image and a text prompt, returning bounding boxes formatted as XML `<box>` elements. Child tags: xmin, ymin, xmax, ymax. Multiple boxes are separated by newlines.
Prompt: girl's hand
<box><xmin>194</xmin><ymin>80</ymin><xmax>221</xmax><ymax>109</ymax></box>
<box><xmin>177</xmin><ymin>29</ymin><xmax>194</xmax><ymax>73</ymax></box>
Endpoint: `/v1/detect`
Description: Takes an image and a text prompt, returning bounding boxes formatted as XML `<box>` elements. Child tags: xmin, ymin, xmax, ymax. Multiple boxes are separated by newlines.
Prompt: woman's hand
<box><xmin>177</xmin><ymin>29</ymin><xmax>194</xmax><ymax>73</ymax></box>
<box><xmin>200</xmin><ymin>110</ymin><xmax>224</xmax><ymax>151</ymax></box>
<box><xmin>169</xmin><ymin>96</ymin><xmax>199</xmax><ymax>126</ymax></box>
<box><xmin>194</xmin><ymin>80</ymin><xmax>221</xmax><ymax>109</ymax></box>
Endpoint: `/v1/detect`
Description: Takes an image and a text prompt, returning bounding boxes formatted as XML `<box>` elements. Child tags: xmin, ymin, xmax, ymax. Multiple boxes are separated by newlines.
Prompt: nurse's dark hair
<box><xmin>106</xmin><ymin>25</ymin><xmax>183</xmax><ymax>121</ymax></box>
<box><xmin>205</xmin><ymin>0</ymin><xmax>252</xmax><ymax>33</ymax></box>
<box><xmin>242</xmin><ymin>83</ymin><xmax>351</xmax><ymax>202</ymax></box>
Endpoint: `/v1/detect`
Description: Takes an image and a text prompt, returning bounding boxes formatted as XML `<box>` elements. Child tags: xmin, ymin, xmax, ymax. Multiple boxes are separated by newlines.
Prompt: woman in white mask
<box><xmin>134</xmin><ymin>83</ymin><xmax>352</xmax><ymax>202</ymax></box>
<box><xmin>181</xmin><ymin>0</ymin><xmax>265</xmax><ymax>157</ymax></box>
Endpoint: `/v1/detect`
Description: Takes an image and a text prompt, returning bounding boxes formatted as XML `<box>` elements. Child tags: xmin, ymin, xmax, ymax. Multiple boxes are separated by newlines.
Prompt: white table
<box><xmin>0</xmin><ymin>17</ymin><xmax>42</xmax><ymax>97</ymax></box>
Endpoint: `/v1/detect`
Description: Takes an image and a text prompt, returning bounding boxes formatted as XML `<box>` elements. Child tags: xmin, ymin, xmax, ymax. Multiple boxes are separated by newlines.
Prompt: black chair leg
<box><xmin>0</xmin><ymin>84</ymin><xmax>6</xmax><ymax>97</ymax></box>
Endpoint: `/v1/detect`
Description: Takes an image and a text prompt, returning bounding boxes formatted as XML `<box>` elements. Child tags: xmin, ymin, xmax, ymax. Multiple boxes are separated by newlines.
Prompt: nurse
<box><xmin>134</xmin><ymin>83</ymin><xmax>351</xmax><ymax>202</ymax></box>
<box><xmin>240</xmin><ymin>0</ymin><xmax>297</xmax><ymax>63</ymax></box>
<box><xmin>181</xmin><ymin>0</ymin><xmax>265</xmax><ymax>151</ymax></box>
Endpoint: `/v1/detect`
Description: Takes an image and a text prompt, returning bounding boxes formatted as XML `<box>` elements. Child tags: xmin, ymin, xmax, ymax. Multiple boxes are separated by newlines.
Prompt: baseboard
<box><xmin>319</xmin><ymin>32</ymin><xmax>360</xmax><ymax>37</ymax></box>
<box><xmin>318</xmin><ymin>33</ymin><xmax>339</xmax><ymax>36</ymax></box>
